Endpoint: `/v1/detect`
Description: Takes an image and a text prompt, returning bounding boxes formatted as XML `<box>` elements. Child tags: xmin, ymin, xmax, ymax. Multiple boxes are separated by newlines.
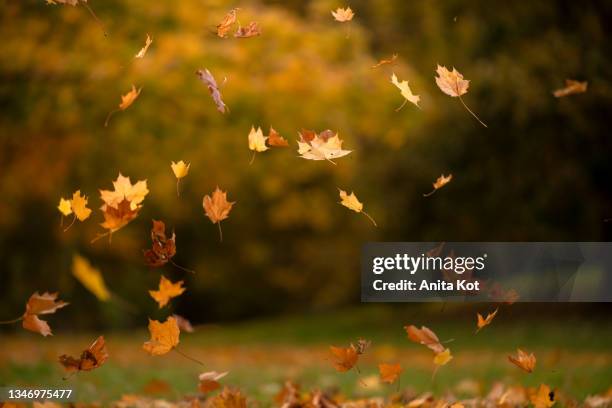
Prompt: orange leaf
<box><xmin>216</xmin><ymin>8</ymin><xmax>239</xmax><ymax>38</ymax></box>
<box><xmin>476</xmin><ymin>308</ymin><xmax>498</xmax><ymax>333</ymax></box>
<box><xmin>149</xmin><ymin>275</ymin><xmax>185</xmax><ymax>308</ymax></box>
<box><xmin>143</xmin><ymin>220</ymin><xmax>177</xmax><ymax>268</ymax></box>
<box><xmin>508</xmin><ymin>348</ymin><xmax>536</xmax><ymax>373</ymax></box>
<box><xmin>329</xmin><ymin>345</ymin><xmax>358</xmax><ymax>372</ymax></box>
<box><xmin>267</xmin><ymin>127</ymin><xmax>289</xmax><ymax>147</ymax></box>
<box><xmin>203</xmin><ymin>187</ymin><xmax>235</xmax><ymax>242</ymax></box>
<box><xmin>198</xmin><ymin>371</ymin><xmax>228</xmax><ymax>393</ymax></box>
<box><xmin>379</xmin><ymin>363</ymin><xmax>403</xmax><ymax>384</ymax></box>
<box><xmin>143</xmin><ymin>316</ymin><xmax>180</xmax><ymax>356</ymax></box>
<box><xmin>22</xmin><ymin>292</ymin><xmax>69</xmax><ymax>336</ymax></box>
<box><xmin>404</xmin><ymin>325</ymin><xmax>445</xmax><ymax>354</ymax></box>
<box><xmin>59</xmin><ymin>336</ymin><xmax>108</xmax><ymax>373</ymax></box>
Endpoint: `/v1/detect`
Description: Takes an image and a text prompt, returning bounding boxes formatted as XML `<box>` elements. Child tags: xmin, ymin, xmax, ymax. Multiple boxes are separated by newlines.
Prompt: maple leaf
<box><xmin>297</xmin><ymin>129</ymin><xmax>352</xmax><ymax>163</ymax></box>
<box><xmin>248</xmin><ymin>126</ymin><xmax>269</xmax><ymax>164</ymax></box>
<box><xmin>404</xmin><ymin>325</ymin><xmax>445</xmax><ymax>354</ymax></box>
<box><xmin>143</xmin><ymin>316</ymin><xmax>180</xmax><ymax>356</ymax></box>
<box><xmin>530</xmin><ymin>384</ymin><xmax>555</xmax><ymax>408</ymax></box>
<box><xmin>372</xmin><ymin>54</ymin><xmax>398</xmax><ymax>69</ymax></box>
<box><xmin>105</xmin><ymin>85</ymin><xmax>142</xmax><ymax>127</ymax></box>
<box><xmin>100</xmin><ymin>173</ymin><xmax>149</xmax><ymax>210</ymax></box>
<box><xmin>149</xmin><ymin>275</ymin><xmax>185</xmax><ymax>308</ymax></box>
<box><xmin>199</xmin><ymin>371</ymin><xmax>228</xmax><ymax>393</ymax></box>
<box><xmin>391</xmin><ymin>73</ymin><xmax>421</xmax><ymax>111</ymax></box>
<box><xmin>435</xmin><ymin>65</ymin><xmax>487</xmax><ymax>127</ymax></box>
<box><xmin>267</xmin><ymin>127</ymin><xmax>289</xmax><ymax>147</ymax></box>
<box><xmin>72</xmin><ymin>254</ymin><xmax>111</xmax><ymax>301</ymax></box>
<box><xmin>379</xmin><ymin>363</ymin><xmax>403</xmax><ymax>384</ymax></box>
<box><xmin>59</xmin><ymin>336</ymin><xmax>108</xmax><ymax>374</ymax></box>
<box><xmin>332</xmin><ymin>7</ymin><xmax>354</xmax><ymax>22</ymax></box>
<box><xmin>196</xmin><ymin>69</ymin><xmax>228</xmax><ymax>114</ymax></box>
<box><xmin>234</xmin><ymin>22</ymin><xmax>261</xmax><ymax>38</ymax></box>
<box><xmin>433</xmin><ymin>348</ymin><xmax>453</xmax><ymax>366</ymax></box>
<box><xmin>171</xmin><ymin>160</ymin><xmax>190</xmax><ymax>196</ymax></box>
<box><xmin>476</xmin><ymin>308</ymin><xmax>498</xmax><ymax>333</ymax></box>
<box><xmin>553</xmin><ymin>79</ymin><xmax>588</xmax><ymax>98</ymax></box>
<box><xmin>329</xmin><ymin>345</ymin><xmax>358</xmax><ymax>372</ymax></box>
<box><xmin>423</xmin><ymin>174</ymin><xmax>453</xmax><ymax>197</ymax></box>
<box><xmin>143</xmin><ymin>220</ymin><xmax>177</xmax><ymax>268</ymax></box>
<box><xmin>203</xmin><ymin>187</ymin><xmax>235</xmax><ymax>242</ymax></box>
<box><xmin>135</xmin><ymin>34</ymin><xmax>153</xmax><ymax>59</ymax></box>
<box><xmin>212</xmin><ymin>388</ymin><xmax>247</xmax><ymax>408</ymax></box>
<box><xmin>71</xmin><ymin>190</ymin><xmax>92</xmax><ymax>221</ymax></box>
<box><xmin>338</xmin><ymin>189</ymin><xmax>377</xmax><ymax>226</ymax></box>
<box><xmin>97</xmin><ymin>199</ymin><xmax>141</xmax><ymax>241</ymax></box>
<box><xmin>21</xmin><ymin>292</ymin><xmax>69</xmax><ymax>336</ymax></box>
<box><xmin>508</xmin><ymin>348</ymin><xmax>536</xmax><ymax>373</ymax></box>
<box><xmin>57</xmin><ymin>198</ymin><xmax>72</xmax><ymax>216</ymax></box>
<box><xmin>172</xmin><ymin>314</ymin><xmax>195</xmax><ymax>333</ymax></box>
<box><xmin>216</xmin><ymin>8</ymin><xmax>239</xmax><ymax>38</ymax></box>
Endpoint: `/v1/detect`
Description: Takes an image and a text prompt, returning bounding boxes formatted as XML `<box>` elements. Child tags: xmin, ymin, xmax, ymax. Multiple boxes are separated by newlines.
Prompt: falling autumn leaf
<box><xmin>196</xmin><ymin>69</ymin><xmax>228</xmax><ymax>114</ymax></box>
<box><xmin>143</xmin><ymin>316</ymin><xmax>180</xmax><ymax>356</ymax></box>
<box><xmin>59</xmin><ymin>336</ymin><xmax>108</xmax><ymax>374</ymax></box>
<box><xmin>203</xmin><ymin>187</ymin><xmax>235</xmax><ymax>242</ymax></box>
<box><xmin>372</xmin><ymin>54</ymin><xmax>398</xmax><ymax>69</ymax></box>
<box><xmin>135</xmin><ymin>34</ymin><xmax>153</xmax><ymax>58</ymax></box>
<box><xmin>553</xmin><ymin>79</ymin><xmax>588</xmax><ymax>98</ymax></box>
<box><xmin>21</xmin><ymin>292</ymin><xmax>69</xmax><ymax>337</ymax></box>
<box><xmin>530</xmin><ymin>384</ymin><xmax>555</xmax><ymax>408</ymax></box>
<box><xmin>267</xmin><ymin>127</ymin><xmax>289</xmax><ymax>147</ymax></box>
<box><xmin>404</xmin><ymin>325</ymin><xmax>445</xmax><ymax>354</ymax></box>
<box><xmin>199</xmin><ymin>371</ymin><xmax>228</xmax><ymax>393</ymax></box>
<box><xmin>143</xmin><ymin>220</ymin><xmax>177</xmax><ymax>268</ymax></box>
<box><xmin>149</xmin><ymin>275</ymin><xmax>185</xmax><ymax>308</ymax></box>
<box><xmin>508</xmin><ymin>349</ymin><xmax>536</xmax><ymax>373</ymax></box>
<box><xmin>172</xmin><ymin>314</ymin><xmax>195</xmax><ymax>333</ymax></box>
<box><xmin>297</xmin><ymin>129</ymin><xmax>351</xmax><ymax>163</ymax></box>
<box><xmin>171</xmin><ymin>160</ymin><xmax>190</xmax><ymax>196</ymax></box>
<box><xmin>72</xmin><ymin>254</ymin><xmax>111</xmax><ymax>301</ymax></box>
<box><xmin>234</xmin><ymin>21</ymin><xmax>261</xmax><ymax>38</ymax></box>
<box><xmin>433</xmin><ymin>348</ymin><xmax>453</xmax><ymax>366</ymax></box>
<box><xmin>57</xmin><ymin>198</ymin><xmax>72</xmax><ymax>217</ymax></box>
<box><xmin>105</xmin><ymin>85</ymin><xmax>142</xmax><ymax>127</ymax></box>
<box><xmin>248</xmin><ymin>126</ymin><xmax>268</xmax><ymax>164</ymax></box>
<box><xmin>338</xmin><ymin>189</ymin><xmax>377</xmax><ymax>226</ymax></box>
<box><xmin>216</xmin><ymin>8</ymin><xmax>239</xmax><ymax>38</ymax></box>
<box><xmin>435</xmin><ymin>65</ymin><xmax>487</xmax><ymax>127</ymax></box>
<box><xmin>331</xmin><ymin>7</ymin><xmax>354</xmax><ymax>22</ymax></box>
<box><xmin>391</xmin><ymin>73</ymin><xmax>421</xmax><ymax>111</ymax></box>
<box><xmin>352</xmin><ymin>338</ymin><xmax>371</xmax><ymax>355</ymax></box>
<box><xmin>330</xmin><ymin>345</ymin><xmax>359</xmax><ymax>372</ymax></box>
<box><xmin>71</xmin><ymin>190</ymin><xmax>92</xmax><ymax>221</ymax></box>
<box><xmin>423</xmin><ymin>174</ymin><xmax>453</xmax><ymax>197</ymax></box>
<box><xmin>379</xmin><ymin>363</ymin><xmax>403</xmax><ymax>384</ymax></box>
<box><xmin>476</xmin><ymin>308</ymin><xmax>498</xmax><ymax>333</ymax></box>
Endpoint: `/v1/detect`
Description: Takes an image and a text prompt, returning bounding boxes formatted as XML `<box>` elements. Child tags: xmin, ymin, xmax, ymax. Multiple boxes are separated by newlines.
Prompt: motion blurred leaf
<box><xmin>46</xmin><ymin>0</ymin><xmax>84</xmax><ymax>5</ymax></box>
<box><xmin>149</xmin><ymin>275</ymin><xmax>185</xmax><ymax>308</ymax></box>
<box><xmin>172</xmin><ymin>314</ymin><xmax>195</xmax><ymax>333</ymax></box>
<box><xmin>423</xmin><ymin>174</ymin><xmax>452</xmax><ymax>197</ymax></box>
<box><xmin>331</xmin><ymin>7</ymin><xmax>354</xmax><ymax>22</ymax></box>
<box><xmin>352</xmin><ymin>338</ymin><xmax>371</xmax><ymax>355</ymax></box>
<box><xmin>297</xmin><ymin>129</ymin><xmax>351</xmax><ymax>163</ymax></box>
<box><xmin>72</xmin><ymin>254</ymin><xmax>111</xmax><ymax>301</ymax></box>
<box><xmin>330</xmin><ymin>345</ymin><xmax>358</xmax><ymax>372</ymax></box>
<box><xmin>22</xmin><ymin>292</ymin><xmax>69</xmax><ymax>337</ymax></box>
<box><xmin>379</xmin><ymin>363</ymin><xmax>403</xmax><ymax>384</ymax></box>
<box><xmin>57</xmin><ymin>198</ymin><xmax>72</xmax><ymax>216</ymax></box>
<box><xmin>530</xmin><ymin>384</ymin><xmax>555</xmax><ymax>408</ymax></box>
<box><xmin>553</xmin><ymin>79</ymin><xmax>587</xmax><ymax>98</ymax></box>
<box><xmin>433</xmin><ymin>348</ymin><xmax>453</xmax><ymax>366</ymax></box>
<box><xmin>476</xmin><ymin>308</ymin><xmax>498</xmax><ymax>333</ymax></box>
<box><xmin>391</xmin><ymin>73</ymin><xmax>420</xmax><ymax>110</ymax></box>
<box><xmin>135</xmin><ymin>34</ymin><xmax>152</xmax><ymax>58</ymax></box>
<box><xmin>143</xmin><ymin>220</ymin><xmax>177</xmax><ymax>268</ymax></box>
<box><xmin>203</xmin><ymin>187</ymin><xmax>235</xmax><ymax>242</ymax></box>
<box><xmin>59</xmin><ymin>336</ymin><xmax>108</xmax><ymax>373</ymax></box>
<box><xmin>216</xmin><ymin>8</ymin><xmax>239</xmax><ymax>38</ymax></box>
<box><xmin>404</xmin><ymin>325</ymin><xmax>445</xmax><ymax>354</ymax></box>
<box><xmin>199</xmin><ymin>371</ymin><xmax>228</xmax><ymax>393</ymax></box>
<box><xmin>372</xmin><ymin>54</ymin><xmax>398</xmax><ymax>69</ymax></box>
<box><xmin>196</xmin><ymin>69</ymin><xmax>228</xmax><ymax>114</ymax></box>
<box><xmin>435</xmin><ymin>65</ymin><xmax>487</xmax><ymax>127</ymax></box>
<box><xmin>143</xmin><ymin>316</ymin><xmax>180</xmax><ymax>356</ymax></box>
<box><xmin>338</xmin><ymin>189</ymin><xmax>377</xmax><ymax>226</ymax></box>
<box><xmin>508</xmin><ymin>349</ymin><xmax>536</xmax><ymax>373</ymax></box>
<box><xmin>235</xmin><ymin>22</ymin><xmax>261</xmax><ymax>38</ymax></box>
<box><xmin>267</xmin><ymin>127</ymin><xmax>289</xmax><ymax>147</ymax></box>
<box><xmin>70</xmin><ymin>190</ymin><xmax>92</xmax><ymax>221</ymax></box>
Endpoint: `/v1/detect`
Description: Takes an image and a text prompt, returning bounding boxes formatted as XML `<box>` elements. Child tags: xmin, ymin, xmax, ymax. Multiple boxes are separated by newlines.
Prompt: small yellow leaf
<box><xmin>530</xmin><ymin>384</ymin><xmax>555</xmax><ymax>408</ymax></box>
<box><xmin>424</xmin><ymin>174</ymin><xmax>453</xmax><ymax>197</ymax></box>
<box><xmin>248</xmin><ymin>126</ymin><xmax>268</xmax><ymax>153</ymax></box>
<box><xmin>149</xmin><ymin>275</ymin><xmax>186</xmax><ymax>308</ymax></box>
<box><xmin>171</xmin><ymin>160</ymin><xmax>190</xmax><ymax>179</ymax></box>
<box><xmin>72</xmin><ymin>254</ymin><xmax>111</xmax><ymax>301</ymax></box>
<box><xmin>332</xmin><ymin>6</ymin><xmax>354</xmax><ymax>22</ymax></box>
<box><xmin>119</xmin><ymin>85</ymin><xmax>141</xmax><ymax>110</ymax></box>
<box><xmin>58</xmin><ymin>198</ymin><xmax>72</xmax><ymax>216</ymax></box>
<box><xmin>71</xmin><ymin>190</ymin><xmax>92</xmax><ymax>221</ymax></box>
<box><xmin>434</xmin><ymin>348</ymin><xmax>453</xmax><ymax>366</ymax></box>
<box><xmin>135</xmin><ymin>34</ymin><xmax>153</xmax><ymax>59</ymax></box>
<box><xmin>338</xmin><ymin>189</ymin><xmax>376</xmax><ymax>226</ymax></box>
<box><xmin>391</xmin><ymin>73</ymin><xmax>420</xmax><ymax>110</ymax></box>
<box><xmin>143</xmin><ymin>316</ymin><xmax>180</xmax><ymax>356</ymax></box>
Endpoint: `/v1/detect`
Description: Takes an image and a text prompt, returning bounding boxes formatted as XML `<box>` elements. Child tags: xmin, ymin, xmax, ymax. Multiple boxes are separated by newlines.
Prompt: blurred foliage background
<box><xmin>0</xmin><ymin>0</ymin><xmax>611</xmax><ymax>329</ymax></box>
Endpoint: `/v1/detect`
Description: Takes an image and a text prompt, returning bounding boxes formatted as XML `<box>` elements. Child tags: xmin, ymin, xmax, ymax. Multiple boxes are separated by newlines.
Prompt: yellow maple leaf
<box><xmin>57</xmin><ymin>198</ymin><xmax>72</xmax><ymax>216</ymax></box>
<box><xmin>248</xmin><ymin>126</ymin><xmax>268</xmax><ymax>164</ymax></box>
<box><xmin>149</xmin><ymin>275</ymin><xmax>186</xmax><ymax>308</ymax></box>
<box><xmin>171</xmin><ymin>161</ymin><xmax>190</xmax><ymax>179</ymax></box>
<box><xmin>433</xmin><ymin>348</ymin><xmax>453</xmax><ymax>366</ymax></box>
<box><xmin>424</xmin><ymin>174</ymin><xmax>453</xmax><ymax>197</ymax></box>
<box><xmin>71</xmin><ymin>190</ymin><xmax>92</xmax><ymax>221</ymax></box>
<box><xmin>435</xmin><ymin>65</ymin><xmax>487</xmax><ymax>127</ymax></box>
<box><xmin>530</xmin><ymin>384</ymin><xmax>555</xmax><ymax>408</ymax></box>
<box><xmin>203</xmin><ymin>187</ymin><xmax>235</xmax><ymax>242</ymax></box>
<box><xmin>338</xmin><ymin>189</ymin><xmax>377</xmax><ymax>226</ymax></box>
<box><xmin>391</xmin><ymin>73</ymin><xmax>420</xmax><ymax>111</ymax></box>
<box><xmin>331</xmin><ymin>7</ymin><xmax>354</xmax><ymax>22</ymax></box>
<box><xmin>72</xmin><ymin>254</ymin><xmax>111</xmax><ymax>301</ymax></box>
<box><xmin>135</xmin><ymin>34</ymin><xmax>153</xmax><ymax>59</ymax></box>
<box><xmin>100</xmin><ymin>173</ymin><xmax>149</xmax><ymax>211</ymax></box>
<box><xmin>297</xmin><ymin>130</ymin><xmax>352</xmax><ymax>163</ymax></box>
<box><xmin>143</xmin><ymin>316</ymin><xmax>180</xmax><ymax>356</ymax></box>
<box><xmin>105</xmin><ymin>85</ymin><xmax>142</xmax><ymax>126</ymax></box>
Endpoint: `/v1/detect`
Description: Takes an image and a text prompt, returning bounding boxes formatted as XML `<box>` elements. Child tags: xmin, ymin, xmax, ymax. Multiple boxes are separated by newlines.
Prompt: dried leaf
<box><xmin>476</xmin><ymin>308</ymin><xmax>498</xmax><ymax>333</ymax></box>
<box><xmin>118</xmin><ymin>85</ymin><xmax>141</xmax><ymax>110</ymax></box>
<box><xmin>212</xmin><ymin>388</ymin><xmax>247</xmax><ymax>408</ymax></box>
<box><xmin>149</xmin><ymin>275</ymin><xmax>185</xmax><ymax>308</ymax></box>
<box><xmin>352</xmin><ymin>338</ymin><xmax>371</xmax><ymax>355</ymax></box>
<box><xmin>331</xmin><ymin>7</ymin><xmax>354</xmax><ymax>22</ymax></box>
<box><xmin>248</xmin><ymin>126</ymin><xmax>269</xmax><ymax>153</ymax></box>
<box><xmin>530</xmin><ymin>384</ymin><xmax>555</xmax><ymax>408</ymax></box>
<box><xmin>203</xmin><ymin>187</ymin><xmax>235</xmax><ymax>242</ymax></box>
<box><xmin>423</xmin><ymin>174</ymin><xmax>452</xmax><ymax>197</ymax></box>
<box><xmin>372</xmin><ymin>54</ymin><xmax>398</xmax><ymax>69</ymax></box>
<box><xmin>379</xmin><ymin>363</ymin><xmax>403</xmax><ymax>384</ymax></box>
<box><xmin>71</xmin><ymin>190</ymin><xmax>92</xmax><ymax>221</ymax></box>
<box><xmin>216</xmin><ymin>8</ymin><xmax>239</xmax><ymax>38</ymax></box>
<box><xmin>338</xmin><ymin>189</ymin><xmax>377</xmax><ymax>226</ymax></box>
<box><xmin>135</xmin><ymin>34</ymin><xmax>153</xmax><ymax>59</ymax></box>
<box><xmin>72</xmin><ymin>254</ymin><xmax>111</xmax><ymax>301</ymax></box>
<box><xmin>59</xmin><ymin>336</ymin><xmax>108</xmax><ymax>373</ymax></box>
<box><xmin>508</xmin><ymin>349</ymin><xmax>536</xmax><ymax>373</ymax></box>
<box><xmin>435</xmin><ymin>65</ymin><xmax>486</xmax><ymax>127</ymax></box>
<box><xmin>143</xmin><ymin>220</ymin><xmax>177</xmax><ymax>268</ymax></box>
<box><xmin>404</xmin><ymin>325</ymin><xmax>445</xmax><ymax>354</ymax></box>
<box><xmin>22</xmin><ymin>292</ymin><xmax>69</xmax><ymax>336</ymax></box>
<box><xmin>433</xmin><ymin>348</ymin><xmax>453</xmax><ymax>366</ymax></box>
<box><xmin>329</xmin><ymin>345</ymin><xmax>358</xmax><ymax>372</ymax></box>
<box><xmin>143</xmin><ymin>316</ymin><xmax>180</xmax><ymax>356</ymax></box>
<box><xmin>553</xmin><ymin>79</ymin><xmax>588</xmax><ymax>98</ymax></box>
<box><xmin>234</xmin><ymin>22</ymin><xmax>261</xmax><ymax>38</ymax></box>
<box><xmin>297</xmin><ymin>129</ymin><xmax>352</xmax><ymax>163</ymax></box>
<box><xmin>199</xmin><ymin>371</ymin><xmax>228</xmax><ymax>393</ymax></box>
<box><xmin>267</xmin><ymin>127</ymin><xmax>289</xmax><ymax>147</ymax></box>
<box><xmin>391</xmin><ymin>73</ymin><xmax>420</xmax><ymax>110</ymax></box>
<box><xmin>196</xmin><ymin>69</ymin><xmax>228</xmax><ymax>114</ymax></box>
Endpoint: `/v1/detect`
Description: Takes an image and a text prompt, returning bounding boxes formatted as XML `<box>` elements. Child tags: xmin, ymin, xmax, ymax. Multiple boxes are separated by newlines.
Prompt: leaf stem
<box><xmin>249</xmin><ymin>151</ymin><xmax>256</xmax><ymax>165</ymax></box>
<box><xmin>176</xmin><ymin>180</ymin><xmax>181</xmax><ymax>197</ymax></box>
<box><xmin>82</xmin><ymin>3</ymin><xmax>108</xmax><ymax>37</ymax></box>
<box><xmin>170</xmin><ymin>259</ymin><xmax>196</xmax><ymax>274</ymax></box>
<box><xmin>0</xmin><ymin>316</ymin><xmax>23</xmax><ymax>325</ymax></box>
<box><xmin>217</xmin><ymin>222</ymin><xmax>223</xmax><ymax>242</ymax></box>
<box><xmin>361</xmin><ymin>211</ymin><xmax>377</xmax><ymax>227</ymax></box>
<box><xmin>458</xmin><ymin>95</ymin><xmax>487</xmax><ymax>128</ymax></box>
<box><xmin>423</xmin><ymin>189</ymin><xmax>437</xmax><ymax>197</ymax></box>
<box><xmin>173</xmin><ymin>348</ymin><xmax>205</xmax><ymax>366</ymax></box>
<box><xmin>63</xmin><ymin>215</ymin><xmax>77</xmax><ymax>232</ymax></box>
<box><xmin>104</xmin><ymin>109</ymin><xmax>119</xmax><ymax>127</ymax></box>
